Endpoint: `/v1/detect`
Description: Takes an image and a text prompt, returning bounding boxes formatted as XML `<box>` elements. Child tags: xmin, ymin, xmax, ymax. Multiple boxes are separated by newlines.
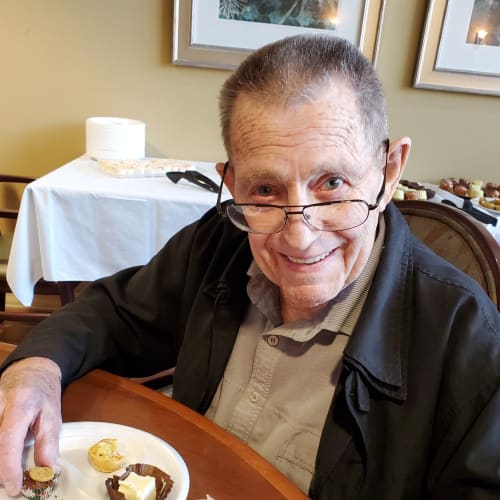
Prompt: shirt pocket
<box><xmin>274</xmin><ymin>429</ymin><xmax>320</xmax><ymax>493</ymax></box>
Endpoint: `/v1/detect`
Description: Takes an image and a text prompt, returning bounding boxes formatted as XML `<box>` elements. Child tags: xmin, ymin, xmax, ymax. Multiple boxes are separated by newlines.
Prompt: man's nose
<box><xmin>280</xmin><ymin>211</ymin><xmax>317</xmax><ymax>250</ymax></box>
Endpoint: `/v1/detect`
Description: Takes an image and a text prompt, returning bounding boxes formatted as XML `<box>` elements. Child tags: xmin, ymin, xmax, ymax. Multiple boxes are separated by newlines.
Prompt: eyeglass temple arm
<box><xmin>371</xmin><ymin>139</ymin><xmax>390</xmax><ymax>208</ymax></box>
<box><xmin>216</xmin><ymin>162</ymin><xmax>230</xmax><ymax>216</ymax></box>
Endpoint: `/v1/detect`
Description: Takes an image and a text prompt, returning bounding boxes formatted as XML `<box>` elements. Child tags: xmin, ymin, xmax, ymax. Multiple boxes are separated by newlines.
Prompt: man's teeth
<box><xmin>287</xmin><ymin>250</ymin><xmax>332</xmax><ymax>264</ymax></box>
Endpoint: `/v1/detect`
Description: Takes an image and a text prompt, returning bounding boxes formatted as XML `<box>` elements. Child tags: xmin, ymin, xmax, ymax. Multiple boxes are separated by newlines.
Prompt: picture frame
<box><xmin>173</xmin><ymin>0</ymin><xmax>386</xmax><ymax>70</ymax></box>
<box><xmin>414</xmin><ymin>0</ymin><xmax>500</xmax><ymax>96</ymax></box>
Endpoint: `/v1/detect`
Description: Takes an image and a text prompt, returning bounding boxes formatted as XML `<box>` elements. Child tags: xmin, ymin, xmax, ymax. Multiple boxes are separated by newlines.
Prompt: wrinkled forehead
<box><xmin>228</xmin><ymin>85</ymin><xmax>372</xmax><ymax>177</ymax></box>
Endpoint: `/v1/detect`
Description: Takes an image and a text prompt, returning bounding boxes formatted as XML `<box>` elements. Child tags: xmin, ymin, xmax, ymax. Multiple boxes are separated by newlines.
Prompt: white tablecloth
<box><xmin>8</xmin><ymin>156</ymin><xmax>226</xmax><ymax>306</ymax></box>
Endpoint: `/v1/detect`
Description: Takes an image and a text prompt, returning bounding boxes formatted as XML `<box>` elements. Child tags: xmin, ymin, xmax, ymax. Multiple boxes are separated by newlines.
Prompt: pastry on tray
<box><xmin>97</xmin><ymin>158</ymin><xmax>194</xmax><ymax>178</ymax></box>
<box><xmin>393</xmin><ymin>179</ymin><xmax>435</xmax><ymax>202</ymax></box>
<box><xmin>438</xmin><ymin>177</ymin><xmax>499</xmax><ymax>200</ymax></box>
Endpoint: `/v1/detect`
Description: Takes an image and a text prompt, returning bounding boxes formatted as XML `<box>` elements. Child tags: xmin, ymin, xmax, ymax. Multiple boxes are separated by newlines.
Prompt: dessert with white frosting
<box><xmin>106</xmin><ymin>463</ymin><xmax>174</xmax><ymax>500</ymax></box>
<box><xmin>118</xmin><ymin>471</ymin><xmax>156</xmax><ymax>500</ymax></box>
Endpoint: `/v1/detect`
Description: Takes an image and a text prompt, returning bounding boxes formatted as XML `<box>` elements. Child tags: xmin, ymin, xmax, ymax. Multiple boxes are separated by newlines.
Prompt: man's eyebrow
<box><xmin>237</xmin><ymin>169</ymin><xmax>284</xmax><ymax>183</ymax></box>
<box><xmin>310</xmin><ymin>162</ymin><xmax>359</xmax><ymax>178</ymax></box>
<box><xmin>236</xmin><ymin>162</ymin><xmax>363</xmax><ymax>183</ymax></box>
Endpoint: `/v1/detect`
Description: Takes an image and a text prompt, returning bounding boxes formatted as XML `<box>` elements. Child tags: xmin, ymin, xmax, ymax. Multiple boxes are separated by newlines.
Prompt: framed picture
<box><xmin>414</xmin><ymin>0</ymin><xmax>500</xmax><ymax>96</ymax></box>
<box><xmin>173</xmin><ymin>0</ymin><xmax>386</xmax><ymax>70</ymax></box>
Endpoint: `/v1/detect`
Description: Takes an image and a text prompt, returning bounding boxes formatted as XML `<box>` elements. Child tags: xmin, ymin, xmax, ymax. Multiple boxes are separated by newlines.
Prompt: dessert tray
<box><xmin>2</xmin><ymin>421</ymin><xmax>189</xmax><ymax>500</ymax></box>
<box><xmin>97</xmin><ymin>158</ymin><xmax>195</xmax><ymax>178</ymax></box>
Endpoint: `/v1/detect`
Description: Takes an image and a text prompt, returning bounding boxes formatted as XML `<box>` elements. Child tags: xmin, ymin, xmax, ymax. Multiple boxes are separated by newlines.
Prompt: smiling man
<box><xmin>216</xmin><ymin>79</ymin><xmax>400</xmax><ymax>323</ymax></box>
<box><xmin>0</xmin><ymin>35</ymin><xmax>499</xmax><ymax>499</ymax></box>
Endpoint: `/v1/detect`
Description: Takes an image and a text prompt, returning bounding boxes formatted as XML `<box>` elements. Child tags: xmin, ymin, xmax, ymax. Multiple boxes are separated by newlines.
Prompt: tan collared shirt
<box><xmin>205</xmin><ymin>218</ymin><xmax>386</xmax><ymax>493</ymax></box>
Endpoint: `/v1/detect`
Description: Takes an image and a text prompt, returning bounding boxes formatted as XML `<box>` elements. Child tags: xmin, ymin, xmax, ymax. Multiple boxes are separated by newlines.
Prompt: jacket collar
<box><xmin>343</xmin><ymin>203</ymin><xmax>413</xmax><ymax>403</ymax></box>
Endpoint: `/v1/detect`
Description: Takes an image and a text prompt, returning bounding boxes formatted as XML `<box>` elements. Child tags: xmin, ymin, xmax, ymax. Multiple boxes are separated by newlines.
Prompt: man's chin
<box><xmin>280</xmin><ymin>284</ymin><xmax>343</xmax><ymax>320</ymax></box>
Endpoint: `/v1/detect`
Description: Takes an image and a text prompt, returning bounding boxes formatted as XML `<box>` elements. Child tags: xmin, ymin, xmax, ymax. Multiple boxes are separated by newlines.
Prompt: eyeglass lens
<box><xmin>226</xmin><ymin>202</ymin><xmax>370</xmax><ymax>234</ymax></box>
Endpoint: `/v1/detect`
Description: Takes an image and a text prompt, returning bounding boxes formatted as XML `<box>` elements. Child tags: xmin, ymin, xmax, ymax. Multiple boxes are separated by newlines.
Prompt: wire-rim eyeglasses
<box><xmin>216</xmin><ymin>139</ymin><xmax>389</xmax><ymax>234</ymax></box>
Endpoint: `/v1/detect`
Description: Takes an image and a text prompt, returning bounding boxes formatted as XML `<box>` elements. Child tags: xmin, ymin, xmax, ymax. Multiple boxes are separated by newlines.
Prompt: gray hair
<box><xmin>219</xmin><ymin>34</ymin><xmax>388</xmax><ymax>159</ymax></box>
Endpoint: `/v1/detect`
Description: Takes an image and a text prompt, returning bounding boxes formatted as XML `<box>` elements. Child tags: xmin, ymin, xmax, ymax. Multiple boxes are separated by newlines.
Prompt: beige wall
<box><xmin>1</xmin><ymin>0</ymin><xmax>499</xmax><ymax>184</ymax></box>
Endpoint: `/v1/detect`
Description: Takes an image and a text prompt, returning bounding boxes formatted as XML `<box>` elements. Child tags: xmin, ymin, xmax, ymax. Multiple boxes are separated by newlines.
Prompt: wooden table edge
<box><xmin>0</xmin><ymin>342</ymin><xmax>308</xmax><ymax>499</ymax></box>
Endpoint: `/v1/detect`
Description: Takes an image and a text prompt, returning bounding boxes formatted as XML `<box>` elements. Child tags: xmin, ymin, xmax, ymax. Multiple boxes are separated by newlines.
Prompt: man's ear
<box><xmin>216</xmin><ymin>161</ymin><xmax>236</xmax><ymax>196</ymax></box>
<box><xmin>379</xmin><ymin>137</ymin><xmax>412</xmax><ymax>211</ymax></box>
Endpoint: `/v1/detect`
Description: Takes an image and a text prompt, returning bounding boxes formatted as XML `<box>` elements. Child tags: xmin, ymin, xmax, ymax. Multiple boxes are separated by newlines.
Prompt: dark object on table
<box><xmin>166</xmin><ymin>170</ymin><xmax>219</xmax><ymax>193</ymax></box>
<box><xmin>441</xmin><ymin>199</ymin><xmax>497</xmax><ymax>226</ymax></box>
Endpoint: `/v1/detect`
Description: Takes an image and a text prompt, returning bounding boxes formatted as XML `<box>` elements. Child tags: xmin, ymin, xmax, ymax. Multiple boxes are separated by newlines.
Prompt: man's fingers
<box><xmin>33</xmin><ymin>417</ymin><xmax>61</xmax><ymax>468</ymax></box>
<box><xmin>0</xmin><ymin>411</ymin><xmax>33</xmax><ymax>496</ymax></box>
<box><xmin>0</xmin><ymin>411</ymin><xmax>61</xmax><ymax>496</ymax></box>
<box><xmin>0</xmin><ymin>357</ymin><xmax>63</xmax><ymax>497</ymax></box>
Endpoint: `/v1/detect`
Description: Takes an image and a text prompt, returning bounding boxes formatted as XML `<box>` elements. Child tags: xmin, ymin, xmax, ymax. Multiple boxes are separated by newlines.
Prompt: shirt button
<box><xmin>250</xmin><ymin>391</ymin><xmax>259</xmax><ymax>403</ymax></box>
<box><xmin>267</xmin><ymin>335</ymin><xmax>279</xmax><ymax>346</ymax></box>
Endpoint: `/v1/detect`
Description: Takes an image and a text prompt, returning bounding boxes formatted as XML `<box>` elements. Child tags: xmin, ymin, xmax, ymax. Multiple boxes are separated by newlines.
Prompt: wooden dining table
<box><xmin>0</xmin><ymin>342</ymin><xmax>307</xmax><ymax>499</ymax></box>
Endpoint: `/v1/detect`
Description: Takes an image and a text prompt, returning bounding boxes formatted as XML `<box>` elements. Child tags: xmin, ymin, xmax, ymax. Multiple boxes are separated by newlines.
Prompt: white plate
<box><xmin>3</xmin><ymin>421</ymin><xmax>189</xmax><ymax>499</ymax></box>
<box><xmin>472</xmin><ymin>198</ymin><xmax>500</xmax><ymax>216</ymax></box>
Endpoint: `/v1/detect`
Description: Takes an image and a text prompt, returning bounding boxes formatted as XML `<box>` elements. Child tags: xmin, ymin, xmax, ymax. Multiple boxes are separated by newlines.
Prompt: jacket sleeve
<box><xmin>428</xmin><ymin>385</ymin><xmax>500</xmax><ymax>499</ymax></box>
<box><xmin>427</xmin><ymin>297</ymin><xmax>500</xmax><ymax>499</ymax></box>
<box><xmin>0</xmin><ymin>209</ymin><xmax>221</xmax><ymax>384</ymax></box>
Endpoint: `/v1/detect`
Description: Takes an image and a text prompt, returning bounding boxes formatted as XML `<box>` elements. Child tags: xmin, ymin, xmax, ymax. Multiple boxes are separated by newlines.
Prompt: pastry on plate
<box><xmin>88</xmin><ymin>438</ymin><xmax>127</xmax><ymax>473</ymax></box>
<box><xmin>21</xmin><ymin>466</ymin><xmax>59</xmax><ymax>499</ymax></box>
<box><xmin>105</xmin><ymin>463</ymin><xmax>174</xmax><ymax>500</ymax></box>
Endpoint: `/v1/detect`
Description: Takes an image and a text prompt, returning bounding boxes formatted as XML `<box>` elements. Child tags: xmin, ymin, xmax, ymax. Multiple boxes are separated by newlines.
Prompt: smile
<box><xmin>286</xmin><ymin>249</ymin><xmax>334</xmax><ymax>265</ymax></box>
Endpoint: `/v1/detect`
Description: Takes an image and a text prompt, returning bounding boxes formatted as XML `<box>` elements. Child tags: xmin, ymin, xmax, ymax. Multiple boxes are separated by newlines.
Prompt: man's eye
<box><xmin>255</xmin><ymin>185</ymin><xmax>273</xmax><ymax>196</ymax></box>
<box><xmin>320</xmin><ymin>177</ymin><xmax>343</xmax><ymax>190</ymax></box>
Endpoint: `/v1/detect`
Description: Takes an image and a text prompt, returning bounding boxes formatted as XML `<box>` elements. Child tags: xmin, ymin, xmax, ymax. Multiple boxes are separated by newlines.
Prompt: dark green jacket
<box><xmin>5</xmin><ymin>203</ymin><xmax>500</xmax><ymax>499</ymax></box>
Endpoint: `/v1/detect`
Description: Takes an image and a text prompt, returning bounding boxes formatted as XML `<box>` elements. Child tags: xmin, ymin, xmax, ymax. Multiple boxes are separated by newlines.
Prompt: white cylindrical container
<box><xmin>85</xmin><ymin>117</ymin><xmax>146</xmax><ymax>159</ymax></box>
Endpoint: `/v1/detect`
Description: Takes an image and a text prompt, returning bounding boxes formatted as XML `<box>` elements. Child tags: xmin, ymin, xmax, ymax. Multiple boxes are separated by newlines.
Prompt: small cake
<box><xmin>404</xmin><ymin>190</ymin><xmax>420</xmax><ymax>200</ymax></box>
<box><xmin>439</xmin><ymin>178</ymin><xmax>454</xmax><ymax>192</ymax></box>
<box><xmin>425</xmin><ymin>188</ymin><xmax>436</xmax><ymax>200</ymax></box>
<box><xmin>416</xmin><ymin>189</ymin><xmax>427</xmax><ymax>200</ymax></box>
<box><xmin>106</xmin><ymin>463</ymin><xmax>174</xmax><ymax>500</ymax></box>
<box><xmin>467</xmin><ymin>186</ymin><xmax>483</xmax><ymax>199</ymax></box>
<box><xmin>453</xmin><ymin>184</ymin><xmax>468</xmax><ymax>197</ymax></box>
<box><xmin>118</xmin><ymin>471</ymin><xmax>156</xmax><ymax>500</ymax></box>
<box><xmin>484</xmin><ymin>185</ymin><xmax>500</xmax><ymax>199</ymax></box>
<box><xmin>88</xmin><ymin>438</ymin><xmax>127</xmax><ymax>473</ymax></box>
<box><xmin>21</xmin><ymin>466</ymin><xmax>59</xmax><ymax>499</ymax></box>
<box><xmin>392</xmin><ymin>189</ymin><xmax>405</xmax><ymax>201</ymax></box>
<box><xmin>399</xmin><ymin>179</ymin><xmax>435</xmax><ymax>200</ymax></box>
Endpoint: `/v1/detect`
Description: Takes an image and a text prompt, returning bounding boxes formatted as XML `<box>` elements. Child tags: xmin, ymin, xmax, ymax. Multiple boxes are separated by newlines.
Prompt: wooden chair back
<box><xmin>395</xmin><ymin>200</ymin><xmax>500</xmax><ymax>309</ymax></box>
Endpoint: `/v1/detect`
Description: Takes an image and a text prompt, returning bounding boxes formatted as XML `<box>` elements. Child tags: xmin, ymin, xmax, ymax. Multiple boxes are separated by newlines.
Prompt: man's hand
<box><xmin>0</xmin><ymin>357</ymin><xmax>62</xmax><ymax>496</ymax></box>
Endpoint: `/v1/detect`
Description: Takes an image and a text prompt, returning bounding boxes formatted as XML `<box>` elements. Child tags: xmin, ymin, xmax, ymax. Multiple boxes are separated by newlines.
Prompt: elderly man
<box><xmin>0</xmin><ymin>35</ymin><xmax>499</xmax><ymax>499</ymax></box>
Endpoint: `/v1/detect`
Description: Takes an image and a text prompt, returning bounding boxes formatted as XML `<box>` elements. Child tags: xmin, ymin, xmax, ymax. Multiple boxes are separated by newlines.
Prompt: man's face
<box><xmin>225</xmin><ymin>84</ymin><xmax>387</xmax><ymax>322</ymax></box>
